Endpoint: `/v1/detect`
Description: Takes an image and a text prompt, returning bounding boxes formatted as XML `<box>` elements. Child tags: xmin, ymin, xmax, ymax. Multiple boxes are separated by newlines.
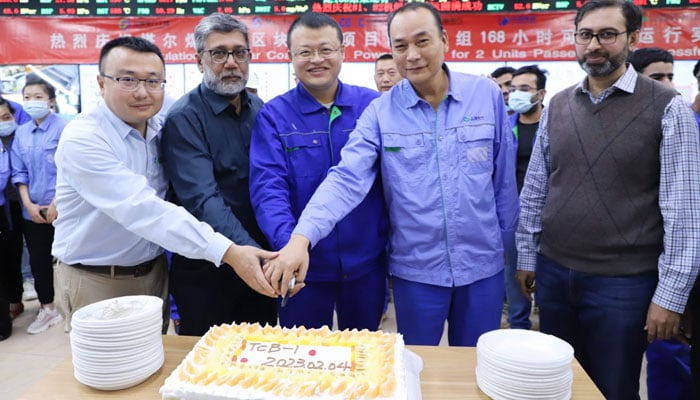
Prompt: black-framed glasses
<box><xmin>291</xmin><ymin>47</ymin><xmax>342</xmax><ymax>61</ymax></box>
<box><xmin>574</xmin><ymin>30</ymin><xmax>630</xmax><ymax>45</ymax></box>
<box><xmin>205</xmin><ymin>48</ymin><xmax>251</xmax><ymax>64</ymax></box>
<box><xmin>101</xmin><ymin>74</ymin><xmax>166</xmax><ymax>92</ymax></box>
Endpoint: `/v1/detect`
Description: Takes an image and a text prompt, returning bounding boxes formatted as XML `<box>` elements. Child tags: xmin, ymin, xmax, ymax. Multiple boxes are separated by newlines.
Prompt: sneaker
<box><xmin>22</xmin><ymin>280</ymin><xmax>38</xmax><ymax>301</ymax></box>
<box><xmin>27</xmin><ymin>307</ymin><xmax>64</xmax><ymax>335</ymax></box>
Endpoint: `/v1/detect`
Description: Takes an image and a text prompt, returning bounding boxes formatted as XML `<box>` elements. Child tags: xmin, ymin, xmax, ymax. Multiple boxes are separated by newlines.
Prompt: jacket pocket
<box><xmin>382</xmin><ymin>132</ymin><xmax>429</xmax><ymax>180</ymax></box>
<box><xmin>280</xmin><ymin>132</ymin><xmax>327</xmax><ymax>178</ymax></box>
<box><xmin>456</xmin><ymin>125</ymin><xmax>494</xmax><ymax>175</ymax></box>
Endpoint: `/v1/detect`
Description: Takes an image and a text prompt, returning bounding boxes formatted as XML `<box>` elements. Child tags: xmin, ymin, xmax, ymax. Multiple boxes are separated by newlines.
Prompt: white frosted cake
<box><xmin>160</xmin><ymin>322</ymin><xmax>407</xmax><ymax>400</ymax></box>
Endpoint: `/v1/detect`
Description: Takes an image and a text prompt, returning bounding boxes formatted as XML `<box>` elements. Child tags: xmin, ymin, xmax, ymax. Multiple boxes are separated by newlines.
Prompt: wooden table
<box><xmin>20</xmin><ymin>335</ymin><xmax>604</xmax><ymax>399</ymax></box>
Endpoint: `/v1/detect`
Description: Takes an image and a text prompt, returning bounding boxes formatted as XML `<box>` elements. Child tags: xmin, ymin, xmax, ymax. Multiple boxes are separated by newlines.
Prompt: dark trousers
<box><xmin>536</xmin><ymin>254</ymin><xmax>657</xmax><ymax>400</ymax></box>
<box><xmin>278</xmin><ymin>266</ymin><xmax>386</xmax><ymax>331</ymax></box>
<box><xmin>0</xmin><ymin>201</ymin><xmax>24</xmax><ymax>303</ymax></box>
<box><xmin>23</xmin><ymin>220</ymin><xmax>55</xmax><ymax>305</ymax></box>
<box><xmin>691</xmin><ymin>281</ymin><xmax>700</xmax><ymax>400</ymax></box>
<box><xmin>504</xmin><ymin>238</ymin><xmax>532</xmax><ymax>329</ymax></box>
<box><xmin>0</xmin><ymin>296</ymin><xmax>10</xmax><ymax>339</ymax></box>
<box><xmin>646</xmin><ymin>338</ymin><xmax>691</xmax><ymax>400</ymax></box>
<box><xmin>169</xmin><ymin>254</ymin><xmax>277</xmax><ymax>336</ymax></box>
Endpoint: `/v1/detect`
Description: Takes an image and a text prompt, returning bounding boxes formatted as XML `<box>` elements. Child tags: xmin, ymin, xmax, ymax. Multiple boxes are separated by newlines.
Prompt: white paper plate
<box><xmin>72</xmin><ymin>295</ymin><xmax>162</xmax><ymax>328</ymax></box>
<box><xmin>477</xmin><ymin>329</ymin><xmax>573</xmax><ymax>365</ymax></box>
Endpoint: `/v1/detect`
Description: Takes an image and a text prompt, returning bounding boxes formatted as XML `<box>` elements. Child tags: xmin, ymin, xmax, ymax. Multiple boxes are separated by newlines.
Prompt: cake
<box><xmin>160</xmin><ymin>322</ymin><xmax>407</xmax><ymax>400</ymax></box>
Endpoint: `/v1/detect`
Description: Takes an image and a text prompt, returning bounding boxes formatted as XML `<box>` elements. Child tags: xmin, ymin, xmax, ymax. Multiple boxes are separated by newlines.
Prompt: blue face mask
<box><xmin>0</xmin><ymin>120</ymin><xmax>17</xmax><ymax>137</ymax></box>
<box><xmin>23</xmin><ymin>100</ymin><xmax>51</xmax><ymax>120</ymax></box>
<box><xmin>508</xmin><ymin>90</ymin><xmax>538</xmax><ymax>114</ymax></box>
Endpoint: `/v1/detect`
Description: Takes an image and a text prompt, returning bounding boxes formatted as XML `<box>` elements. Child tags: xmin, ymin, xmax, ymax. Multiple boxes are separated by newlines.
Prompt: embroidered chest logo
<box><xmin>463</xmin><ymin>115</ymin><xmax>485</xmax><ymax>123</ymax></box>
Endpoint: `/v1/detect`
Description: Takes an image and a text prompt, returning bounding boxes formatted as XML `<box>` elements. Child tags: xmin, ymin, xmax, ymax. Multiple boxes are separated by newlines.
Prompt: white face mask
<box><xmin>23</xmin><ymin>100</ymin><xmax>51</xmax><ymax>120</ymax></box>
<box><xmin>508</xmin><ymin>90</ymin><xmax>538</xmax><ymax>114</ymax></box>
<box><xmin>0</xmin><ymin>120</ymin><xmax>17</xmax><ymax>137</ymax></box>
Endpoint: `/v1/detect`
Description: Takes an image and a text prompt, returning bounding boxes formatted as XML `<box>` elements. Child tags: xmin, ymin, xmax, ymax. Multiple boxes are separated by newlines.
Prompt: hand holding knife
<box><xmin>280</xmin><ymin>277</ymin><xmax>295</xmax><ymax>308</ymax></box>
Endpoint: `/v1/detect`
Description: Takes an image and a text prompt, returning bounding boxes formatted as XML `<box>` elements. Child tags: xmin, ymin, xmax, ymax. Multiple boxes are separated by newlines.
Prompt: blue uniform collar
<box><xmin>31</xmin><ymin>112</ymin><xmax>59</xmax><ymax>133</ymax></box>
<box><xmin>295</xmin><ymin>80</ymin><xmax>354</xmax><ymax>114</ymax></box>
<box><xmin>399</xmin><ymin>64</ymin><xmax>461</xmax><ymax>109</ymax></box>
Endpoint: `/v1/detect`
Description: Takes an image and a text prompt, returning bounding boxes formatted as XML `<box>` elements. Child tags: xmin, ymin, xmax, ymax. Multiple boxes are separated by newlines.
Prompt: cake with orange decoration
<box><xmin>160</xmin><ymin>322</ymin><xmax>407</xmax><ymax>400</ymax></box>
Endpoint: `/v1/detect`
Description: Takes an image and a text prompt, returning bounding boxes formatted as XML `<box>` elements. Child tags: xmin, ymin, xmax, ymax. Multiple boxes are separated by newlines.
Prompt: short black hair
<box><xmin>375</xmin><ymin>53</ymin><xmax>393</xmax><ymax>64</ymax></box>
<box><xmin>628</xmin><ymin>47</ymin><xmax>674</xmax><ymax>73</ymax></box>
<box><xmin>693</xmin><ymin>60</ymin><xmax>700</xmax><ymax>79</ymax></box>
<box><xmin>575</xmin><ymin>0</ymin><xmax>643</xmax><ymax>32</ymax></box>
<box><xmin>512</xmin><ymin>64</ymin><xmax>548</xmax><ymax>90</ymax></box>
<box><xmin>0</xmin><ymin>96</ymin><xmax>16</xmax><ymax>115</ymax></box>
<box><xmin>98</xmin><ymin>36</ymin><xmax>165</xmax><ymax>74</ymax></box>
<box><xmin>491</xmin><ymin>66</ymin><xmax>515</xmax><ymax>80</ymax></box>
<box><xmin>23</xmin><ymin>75</ymin><xmax>56</xmax><ymax>100</ymax></box>
<box><xmin>287</xmin><ymin>12</ymin><xmax>342</xmax><ymax>50</ymax></box>
<box><xmin>388</xmin><ymin>2</ymin><xmax>443</xmax><ymax>42</ymax></box>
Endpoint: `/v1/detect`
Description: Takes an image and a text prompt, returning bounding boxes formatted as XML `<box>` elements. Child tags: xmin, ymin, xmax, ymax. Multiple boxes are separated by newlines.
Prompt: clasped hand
<box><xmin>223</xmin><ymin>234</ymin><xmax>308</xmax><ymax>300</ymax></box>
<box><xmin>263</xmin><ymin>234</ymin><xmax>309</xmax><ymax>299</ymax></box>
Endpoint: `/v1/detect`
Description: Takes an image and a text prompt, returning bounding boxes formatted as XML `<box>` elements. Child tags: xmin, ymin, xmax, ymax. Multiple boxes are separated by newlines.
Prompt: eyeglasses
<box><xmin>291</xmin><ymin>47</ymin><xmax>342</xmax><ymax>61</ymax></box>
<box><xmin>205</xmin><ymin>48</ymin><xmax>251</xmax><ymax>64</ymax></box>
<box><xmin>101</xmin><ymin>74</ymin><xmax>166</xmax><ymax>92</ymax></box>
<box><xmin>508</xmin><ymin>85</ymin><xmax>538</xmax><ymax>93</ymax></box>
<box><xmin>574</xmin><ymin>30</ymin><xmax>630</xmax><ymax>45</ymax></box>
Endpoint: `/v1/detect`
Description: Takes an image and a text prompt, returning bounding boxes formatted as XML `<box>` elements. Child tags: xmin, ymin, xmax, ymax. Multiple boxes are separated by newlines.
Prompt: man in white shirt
<box><xmin>52</xmin><ymin>37</ymin><xmax>278</xmax><ymax>333</ymax></box>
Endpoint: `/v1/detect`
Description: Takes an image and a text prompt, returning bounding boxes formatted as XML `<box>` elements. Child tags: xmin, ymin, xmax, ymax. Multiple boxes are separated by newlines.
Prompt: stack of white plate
<box><xmin>70</xmin><ymin>295</ymin><xmax>164</xmax><ymax>391</ymax></box>
<box><xmin>476</xmin><ymin>329</ymin><xmax>574</xmax><ymax>400</ymax></box>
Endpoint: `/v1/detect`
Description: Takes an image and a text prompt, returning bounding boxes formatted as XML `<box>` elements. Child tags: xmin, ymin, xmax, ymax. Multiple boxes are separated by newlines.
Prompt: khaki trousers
<box><xmin>55</xmin><ymin>255</ymin><xmax>169</xmax><ymax>334</ymax></box>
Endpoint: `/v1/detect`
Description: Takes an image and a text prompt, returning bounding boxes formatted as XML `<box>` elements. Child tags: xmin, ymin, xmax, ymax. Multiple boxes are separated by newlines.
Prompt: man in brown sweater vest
<box><xmin>515</xmin><ymin>1</ymin><xmax>700</xmax><ymax>399</ymax></box>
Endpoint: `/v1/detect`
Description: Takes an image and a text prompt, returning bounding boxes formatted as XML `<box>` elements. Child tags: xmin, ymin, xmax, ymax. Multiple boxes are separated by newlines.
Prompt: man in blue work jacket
<box><xmin>263</xmin><ymin>3</ymin><xmax>519</xmax><ymax>346</ymax></box>
<box><xmin>249</xmin><ymin>12</ymin><xmax>389</xmax><ymax>330</ymax></box>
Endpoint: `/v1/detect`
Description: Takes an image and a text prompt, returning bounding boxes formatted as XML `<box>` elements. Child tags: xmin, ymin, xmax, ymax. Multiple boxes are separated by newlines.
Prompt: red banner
<box><xmin>0</xmin><ymin>9</ymin><xmax>698</xmax><ymax>64</ymax></box>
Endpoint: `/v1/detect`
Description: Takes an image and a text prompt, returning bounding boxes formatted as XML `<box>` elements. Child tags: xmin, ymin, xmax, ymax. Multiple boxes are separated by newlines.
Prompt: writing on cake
<box><xmin>233</xmin><ymin>340</ymin><xmax>354</xmax><ymax>372</ymax></box>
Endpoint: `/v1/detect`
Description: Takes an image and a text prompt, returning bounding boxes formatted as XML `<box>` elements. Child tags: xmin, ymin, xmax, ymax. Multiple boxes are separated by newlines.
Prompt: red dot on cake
<box><xmin>308</xmin><ymin>349</ymin><xmax>316</xmax><ymax>356</ymax></box>
<box><xmin>241</xmin><ymin>358</ymin><xmax>248</xmax><ymax>363</ymax></box>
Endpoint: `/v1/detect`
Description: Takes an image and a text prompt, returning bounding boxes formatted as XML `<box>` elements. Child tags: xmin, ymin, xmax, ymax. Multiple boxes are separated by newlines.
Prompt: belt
<box><xmin>70</xmin><ymin>255</ymin><xmax>161</xmax><ymax>278</ymax></box>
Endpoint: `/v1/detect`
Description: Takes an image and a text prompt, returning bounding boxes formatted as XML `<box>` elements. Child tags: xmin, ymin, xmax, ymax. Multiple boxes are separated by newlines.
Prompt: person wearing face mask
<box><xmin>0</xmin><ymin>94</ymin><xmax>31</xmax><ymax>127</ymax></box>
<box><xmin>0</xmin><ymin>96</ymin><xmax>26</xmax><ymax>339</ymax></box>
<box><xmin>507</xmin><ymin>65</ymin><xmax>547</xmax><ymax>193</ymax></box>
<box><xmin>0</xmin><ymin>95</ymin><xmax>34</xmax><ymax>323</ymax></box>
<box><xmin>10</xmin><ymin>76</ymin><xmax>68</xmax><ymax>334</ymax></box>
<box><xmin>0</xmin><ymin>95</ymin><xmax>37</xmax><ymax>315</ymax></box>
<box><xmin>502</xmin><ymin>65</ymin><xmax>547</xmax><ymax>332</ymax></box>
<box><xmin>0</xmin><ymin>100</ymin><xmax>12</xmax><ymax>340</ymax></box>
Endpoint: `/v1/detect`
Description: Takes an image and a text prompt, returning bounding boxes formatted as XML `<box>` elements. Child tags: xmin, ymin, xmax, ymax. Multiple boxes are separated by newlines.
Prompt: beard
<box><xmin>202</xmin><ymin>62</ymin><xmax>247</xmax><ymax>97</ymax></box>
<box><xmin>577</xmin><ymin>45</ymin><xmax>628</xmax><ymax>78</ymax></box>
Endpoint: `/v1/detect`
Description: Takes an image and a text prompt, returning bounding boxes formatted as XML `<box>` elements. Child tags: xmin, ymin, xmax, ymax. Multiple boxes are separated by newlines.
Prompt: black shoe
<box><xmin>0</xmin><ymin>324</ymin><xmax>11</xmax><ymax>341</ymax></box>
<box><xmin>1</xmin><ymin>299</ymin><xmax>13</xmax><ymax>340</ymax></box>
